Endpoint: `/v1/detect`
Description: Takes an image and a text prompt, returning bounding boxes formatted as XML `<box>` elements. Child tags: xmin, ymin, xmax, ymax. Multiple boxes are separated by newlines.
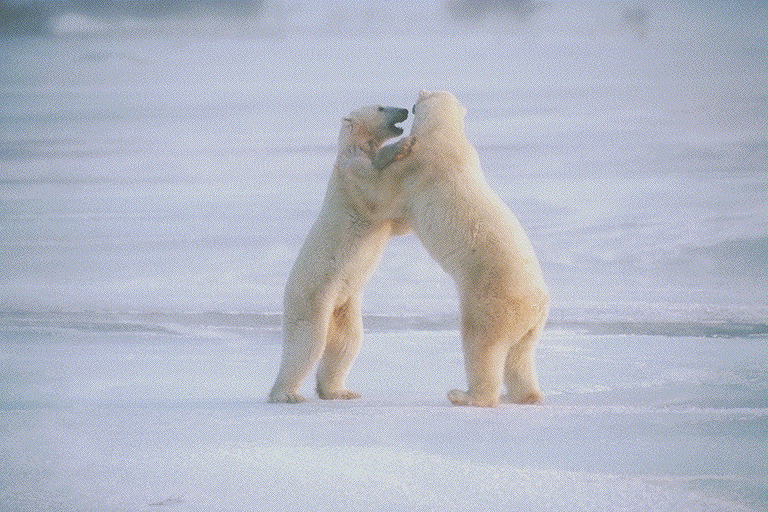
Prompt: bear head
<box><xmin>340</xmin><ymin>105</ymin><xmax>409</xmax><ymax>150</ymax></box>
<box><xmin>410</xmin><ymin>90</ymin><xmax>467</xmax><ymax>135</ymax></box>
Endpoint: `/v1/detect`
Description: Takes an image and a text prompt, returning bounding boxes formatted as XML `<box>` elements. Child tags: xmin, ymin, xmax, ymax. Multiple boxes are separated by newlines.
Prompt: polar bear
<box><xmin>268</xmin><ymin>105</ymin><xmax>412</xmax><ymax>403</ymax></box>
<box><xmin>360</xmin><ymin>90</ymin><xmax>549</xmax><ymax>407</ymax></box>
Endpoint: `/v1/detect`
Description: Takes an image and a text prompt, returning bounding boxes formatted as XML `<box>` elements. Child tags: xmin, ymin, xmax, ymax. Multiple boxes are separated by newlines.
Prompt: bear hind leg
<box><xmin>269</xmin><ymin>314</ymin><xmax>331</xmax><ymax>403</ymax></box>
<box><xmin>448</xmin><ymin>336</ymin><xmax>509</xmax><ymax>407</ymax></box>
<box><xmin>315</xmin><ymin>299</ymin><xmax>363</xmax><ymax>400</ymax></box>
<box><xmin>503</xmin><ymin>323</ymin><xmax>544</xmax><ymax>404</ymax></box>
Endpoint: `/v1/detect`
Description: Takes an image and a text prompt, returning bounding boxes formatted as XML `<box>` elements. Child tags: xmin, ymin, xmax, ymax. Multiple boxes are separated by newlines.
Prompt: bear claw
<box><xmin>448</xmin><ymin>389</ymin><xmax>500</xmax><ymax>407</ymax></box>
<box><xmin>448</xmin><ymin>389</ymin><xmax>470</xmax><ymax>405</ymax></box>
<box><xmin>268</xmin><ymin>390</ymin><xmax>306</xmax><ymax>404</ymax></box>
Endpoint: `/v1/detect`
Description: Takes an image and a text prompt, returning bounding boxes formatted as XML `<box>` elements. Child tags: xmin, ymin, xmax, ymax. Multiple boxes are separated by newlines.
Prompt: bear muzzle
<box><xmin>384</xmin><ymin>107</ymin><xmax>409</xmax><ymax>136</ymax></box>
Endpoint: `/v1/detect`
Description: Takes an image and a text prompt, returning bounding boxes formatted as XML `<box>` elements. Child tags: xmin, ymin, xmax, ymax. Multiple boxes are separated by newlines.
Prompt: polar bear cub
<box><xmin>269</xmin><ymin>105</ymin><xmax>411</xmax><ymax>403</ymax></box>
<box><xmin>373</xmin><ymin>90</ymin><xmax>549</xmax><ymax>407</ymax></box>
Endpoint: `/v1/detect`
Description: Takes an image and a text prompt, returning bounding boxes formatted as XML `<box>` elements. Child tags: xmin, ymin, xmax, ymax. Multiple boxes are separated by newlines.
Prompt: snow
<box><xmin>0</xmin><ymin>1</ymin><xmax>765</xmax><ymax>510</ymax></box>
<box><xmin>0</xmin><ymin>314</ymin><xmax>765</xmax><ymax>511</ymax></box>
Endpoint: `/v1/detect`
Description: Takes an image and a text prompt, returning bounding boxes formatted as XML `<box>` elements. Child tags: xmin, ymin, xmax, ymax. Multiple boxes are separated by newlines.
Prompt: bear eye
<box><xmin>377</xmin><ymin>106</ymin><xmax>384</xmax><ymax>112</ymax></box>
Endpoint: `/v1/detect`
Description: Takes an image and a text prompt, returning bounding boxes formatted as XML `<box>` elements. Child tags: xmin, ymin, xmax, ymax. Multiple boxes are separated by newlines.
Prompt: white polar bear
<box><xmin>268</xmin><ymin>105</ymin><xmax>411</xmax><ymax>403</ymax></box>
<box><xmin>367</xmin><ymin>90</ymin><xmax>550</xmax><ymax>407</ymax></box>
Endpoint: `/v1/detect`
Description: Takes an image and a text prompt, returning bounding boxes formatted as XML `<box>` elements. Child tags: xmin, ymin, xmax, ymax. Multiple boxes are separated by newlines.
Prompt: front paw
<box><xmin>393</xmin><ymin>136</ymin><xmax>416</xmax><ymax>161</ymax></box>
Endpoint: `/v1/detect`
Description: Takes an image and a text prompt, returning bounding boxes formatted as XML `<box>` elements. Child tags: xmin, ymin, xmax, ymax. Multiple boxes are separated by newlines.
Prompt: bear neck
<box><xmin>413</xmin><ymin>117</ymin><xmax>465</xmax><ymax>139</ymax></box>
<box><xmin>338</xmin><ymin>135</ymin><xmax>381</xmax><ymax>160</ymax></box>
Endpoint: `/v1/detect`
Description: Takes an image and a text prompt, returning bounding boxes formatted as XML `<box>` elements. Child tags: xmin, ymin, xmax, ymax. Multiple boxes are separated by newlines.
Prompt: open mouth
<box><xmin>388</xmin><ymin>108</ymin><xmax>409</xmax><ymax>136</ymax></box>
<box><xmin>388</xmin><ymin>121</ymin><xmax>405</xmax><ymax>136</ymax></box>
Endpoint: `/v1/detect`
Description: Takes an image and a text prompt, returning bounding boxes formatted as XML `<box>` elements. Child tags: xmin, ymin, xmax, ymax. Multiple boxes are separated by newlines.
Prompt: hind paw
<box><xmin>268</xmin><ymin>389</ymin><xmax>306</xmax><ymax>404</ymax></box>
<box><xmin>317</xmin><ymin>387</ymin><xmax>361</xmax><ymax>400</ymax></box>
<box><xmin>448</xmin><ymin>389</ymin><xmax>499</xmax><ymax>407</ymax></box>
<box><xmin>503</xmin><ymin>390</ymin><xmax>544</xmax><ymax>405</ymax></box>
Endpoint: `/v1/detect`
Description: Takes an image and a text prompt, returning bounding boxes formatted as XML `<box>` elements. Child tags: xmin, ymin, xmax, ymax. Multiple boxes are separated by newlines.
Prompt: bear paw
<box><xmin>316</xmin><ymin>387</ymin><xmax>361</xmax><ymax>400</ymax></box>
<box><xmin>268</xmin><ymin>389</ymin><xmax>306</xmax><ymax>404</ymax></box>
<box><xmin>503</xmin><ymin>391</ymin><xmax>543</xmax><ymax>405</ymax></box>
<box><xmin>393</xmin><ymin>136</ymin><xmax>416</xmax><ymax>161</ymax></box>
<box><xmin>447</xmin><ymin>389</ymin><xmax>499</xmax><ymax>407</ymax></box>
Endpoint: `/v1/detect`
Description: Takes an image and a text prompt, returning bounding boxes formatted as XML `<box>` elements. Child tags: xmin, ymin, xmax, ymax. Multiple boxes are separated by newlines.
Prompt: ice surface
<box><xmin>0</xmin><ymin>1</ymin><xmax>765</xmax><ymax>510</ymax></box>
<box><xmin>0</xmin><ymin>313</ymin><xmax>765</xmax><ymax>511</ymax></box>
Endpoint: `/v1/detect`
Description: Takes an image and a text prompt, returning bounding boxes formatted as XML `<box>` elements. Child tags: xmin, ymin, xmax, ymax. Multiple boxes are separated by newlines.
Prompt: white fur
<box><xmin>268</xmin><ymin>106</ymin><xmax>409</xmax><ymax>403</ymax></box>
<box><xmin>270</xmin><ymin>93</ymin><xmax>548</xmax><ymax>407</ymax></box>
<box><xmin>372</xmin><ymin>91</ymin><xmax>549</xmax><ymax>407</ymax></box>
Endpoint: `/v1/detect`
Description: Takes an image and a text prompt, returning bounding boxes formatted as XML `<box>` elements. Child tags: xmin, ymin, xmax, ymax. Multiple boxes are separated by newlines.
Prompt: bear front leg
<box><xmin>315</xmin><ymin>299</ymin><xmax>363</xmax><ymax>400</ymax></box>
<box><xmin>372</xmin><ymin>137</ymin><xmax>415</xmax><ymax>170</ymax></box>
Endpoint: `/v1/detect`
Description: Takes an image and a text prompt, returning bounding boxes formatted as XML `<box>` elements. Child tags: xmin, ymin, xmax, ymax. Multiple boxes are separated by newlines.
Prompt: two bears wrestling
<box><xmin>269</xmin><ymin>90</ymin><xmax>549</xmax><ymax>408</ymax></box>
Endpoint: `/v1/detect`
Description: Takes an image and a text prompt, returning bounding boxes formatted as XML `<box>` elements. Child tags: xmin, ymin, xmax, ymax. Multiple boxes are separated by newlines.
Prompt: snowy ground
<box><xmin>0</xmin><ymin>312</ymin><xmax>765</xmax><ymax>511</ymax></box>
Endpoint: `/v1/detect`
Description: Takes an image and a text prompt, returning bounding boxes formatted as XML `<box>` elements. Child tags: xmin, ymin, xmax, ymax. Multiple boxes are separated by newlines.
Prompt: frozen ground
<box><xmin>0</xmin><ymin>312</ymin><xmax>765</xmax><ymax>511</ymax></box>
<box><xmin>0</xmin><ymin>1</ymin><xmax>765</xmax><ymax>510</ymax></box>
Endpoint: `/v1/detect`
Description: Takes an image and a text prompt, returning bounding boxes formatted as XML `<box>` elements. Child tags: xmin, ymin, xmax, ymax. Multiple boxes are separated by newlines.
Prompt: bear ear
<box><xmin>418</xmin><ymin>89</ymin><xmax>432</xmax><ymax>101</ymax></box>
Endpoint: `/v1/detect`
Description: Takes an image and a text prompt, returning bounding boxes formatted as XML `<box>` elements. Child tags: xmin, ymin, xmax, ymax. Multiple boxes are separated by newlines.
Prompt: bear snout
<box><xmin>388</xmin><ymin>107</ymin><xmax>409</xmax><ymax>123</ymax></box>
<box><xmin>385</xmin><ymin>107</ymin><xmax>409</xmax><ymax>135</ymax></box>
